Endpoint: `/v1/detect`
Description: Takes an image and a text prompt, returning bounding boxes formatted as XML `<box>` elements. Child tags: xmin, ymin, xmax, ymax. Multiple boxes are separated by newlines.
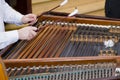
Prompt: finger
<box><xmin>31</xmin><ymin>27</ymin><xmax>38</xmax><ymax>31</ymax></box>
<box><xmin>27</xmin><ymin>18</ymin><xmax>36</xmax><ymax>22</ymax></box>
<box><xmin>25</xmin><ymin>14</ymin><xmax>36</xmax><ymax>22</ymax></box>
<box><xmin>27</xmin><ymin>36</ymin><xmax>32</xmax><ymax>40</ymax></box>
<box><xmin>27</xmin><ymin>14</ymin><xmax>37</xmax><ymax>19</ymax></box>
<box><xmin>27</xmin><ymin>33</ymin><xmax>34</xmax><ymax>40</ymax></box>
<box><xmin>29</xmin><ymin>20</ymin><xmax>37</xmax><ymax>25</ymax></box>
<box><xmin>27</xmin><ymin>31</ymin><xmax>37</xmax><ymax>40</ymax></box>
<box><xmin>31</xmin><ymin>30</ymin><xmax>37</xmax><ymax>37</ymax></box>
<box><xmin>28</xmin><ymin>18</ymin><xmax>38</xmax><ymax>25</ymax></box>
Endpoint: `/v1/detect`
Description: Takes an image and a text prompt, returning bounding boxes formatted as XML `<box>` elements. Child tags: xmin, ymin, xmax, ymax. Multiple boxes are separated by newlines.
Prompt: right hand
<box><xmin>21</xmin><ymin>14</ymin><xmax>37</xmax><ymax>25</ymax></box>
<box><xmin>18</xmin><ymin>27</ymin><xmax>37</xmax><ymax>40</ymax></box>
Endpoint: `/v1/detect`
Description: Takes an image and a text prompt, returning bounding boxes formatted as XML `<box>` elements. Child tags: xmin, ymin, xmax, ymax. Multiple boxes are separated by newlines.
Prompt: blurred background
<box><xmin>6</xmin><ymin>0</ymin><xmax>105</xmax><ymax>16</ymax></box>
<box><xmin>31</xmin><ymin>0</ymin><xmax>105</xmax><ymax>16</ymax></box>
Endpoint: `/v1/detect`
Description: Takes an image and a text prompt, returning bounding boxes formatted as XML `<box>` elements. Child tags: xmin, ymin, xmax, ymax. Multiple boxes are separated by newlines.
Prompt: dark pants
<box><xmin>105</xmin><ymin>0</ymin><xmax>120</xmax><ymax>18</ymax></box>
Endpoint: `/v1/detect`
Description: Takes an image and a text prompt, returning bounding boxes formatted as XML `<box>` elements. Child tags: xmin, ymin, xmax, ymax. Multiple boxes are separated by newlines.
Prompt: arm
<box><xmin>0</xmin><ymin>0</ymin><xmax>37</xmax><ymax>49</ymax></box>
<box><xmin>0</xmin><ymin>30</ymin><xmax>18</xmax><ymax>49</ymax></box>
<box><xmin>2</xmin><ymin>0</ymin><xmax>23</xmax><ymax>25</ymax></box>
<box><xmin>0</xmin><ymin>27</ymin><xmax>37</xmax><ymax>49</ymax></box>
<box><xmin>2</xmin><ymin>0</ymin><xmax>37</xmax><ymax>25</ymax></box>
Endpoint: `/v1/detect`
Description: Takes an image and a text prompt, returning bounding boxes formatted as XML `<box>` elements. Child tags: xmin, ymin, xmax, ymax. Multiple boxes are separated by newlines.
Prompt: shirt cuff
<box><xmin>0</xmin><ymin>30</ymin><xmax>19</xmax><ymax>49</ymax></box>
<box><xmin>5</xmin><ymin>30</ymin><xmax>19</xmax><ymax>43</ymax></box>
<box><xmin>16</xmin><ymin>14</ymin><xmax>24</xmax><ymax>25</ymax></box>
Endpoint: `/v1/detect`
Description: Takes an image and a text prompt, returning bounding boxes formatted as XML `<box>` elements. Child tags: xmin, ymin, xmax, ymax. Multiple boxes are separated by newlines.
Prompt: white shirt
<box><xmin>0</xmin><ymin>0</ymin><xmax>23</xmax><ymax>49</ymax></box>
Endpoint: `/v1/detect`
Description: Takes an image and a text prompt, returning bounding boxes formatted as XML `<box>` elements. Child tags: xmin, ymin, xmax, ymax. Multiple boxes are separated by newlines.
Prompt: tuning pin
<box><xmin>74</xmin><ymin>35</ymin><xmax>78</xmax><ymax>41</ymax></box>
<box><xmin>71</xmin><ymin>34</ymin><xmax>74</xmax><ymax>41</ymax></box>
<box><xmin>99</xmin><ymin>50</ymin><xmax>103</xmax><ymax>56</ymax></box>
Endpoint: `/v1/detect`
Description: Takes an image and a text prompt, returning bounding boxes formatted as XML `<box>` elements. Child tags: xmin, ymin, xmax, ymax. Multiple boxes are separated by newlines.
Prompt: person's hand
<box><xmin>21</xmin><ymin>14</ymin><xmax>37</xmax><ymax>25</ymax></box>
<box><xmin>18</xmin><ymin>27</ymin><xmax>37</xmax><ymax>40</ymax></box>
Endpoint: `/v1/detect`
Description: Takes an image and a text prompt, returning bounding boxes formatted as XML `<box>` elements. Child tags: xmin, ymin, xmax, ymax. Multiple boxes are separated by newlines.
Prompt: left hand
<box><xmin>21</xmin><ymin>14</ymin><xmax>37</xmax><ymax>25</ymax></box>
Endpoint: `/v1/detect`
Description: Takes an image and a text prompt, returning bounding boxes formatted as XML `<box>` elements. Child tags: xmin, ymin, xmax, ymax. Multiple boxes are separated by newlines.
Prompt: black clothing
<box><xmin>105</xmin><ymin>0</ymin><xmax>120</xmax><ymax>18</ymax></box>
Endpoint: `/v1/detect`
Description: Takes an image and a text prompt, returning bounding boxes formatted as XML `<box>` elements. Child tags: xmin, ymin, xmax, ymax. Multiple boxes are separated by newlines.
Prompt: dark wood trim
<box><xmin>15</xmin><ymin>0</ymin><xmax>32</xmax><ymax>14</ymax></box>
<box><xmin>6</xmin><ymin>0</ymin><xmax>32</xmax><ymax>14</ymax></box>
<box><xmin>3</xmin><ymin>57</ymin><xmax>117</xmax><ymax>67</ymax></box>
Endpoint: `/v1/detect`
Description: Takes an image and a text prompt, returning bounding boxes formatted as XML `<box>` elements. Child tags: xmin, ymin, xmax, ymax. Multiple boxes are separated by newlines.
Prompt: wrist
<box><xmin>21</xmin><ymin>15</ymin><xmax>26</xmax><ymax>24</ymax></box>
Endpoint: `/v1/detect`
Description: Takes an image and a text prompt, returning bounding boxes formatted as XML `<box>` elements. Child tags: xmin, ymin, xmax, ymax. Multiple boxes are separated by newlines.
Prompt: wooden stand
<box><xmin>0</xmin><ymin>58</ymin><xmax>8</xmax><ymax>80</ymax></box>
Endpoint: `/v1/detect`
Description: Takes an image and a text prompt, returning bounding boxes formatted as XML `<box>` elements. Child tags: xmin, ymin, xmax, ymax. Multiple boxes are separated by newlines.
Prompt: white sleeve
<box><xmin>2</xmin><ymin>0</ymin><xmax>24</xmax><ymax>25</ymax></box>
<box><xmin>0</xmin><ymin>30</ymin><xmax>19</xmax><ymax>49</ymax></box>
